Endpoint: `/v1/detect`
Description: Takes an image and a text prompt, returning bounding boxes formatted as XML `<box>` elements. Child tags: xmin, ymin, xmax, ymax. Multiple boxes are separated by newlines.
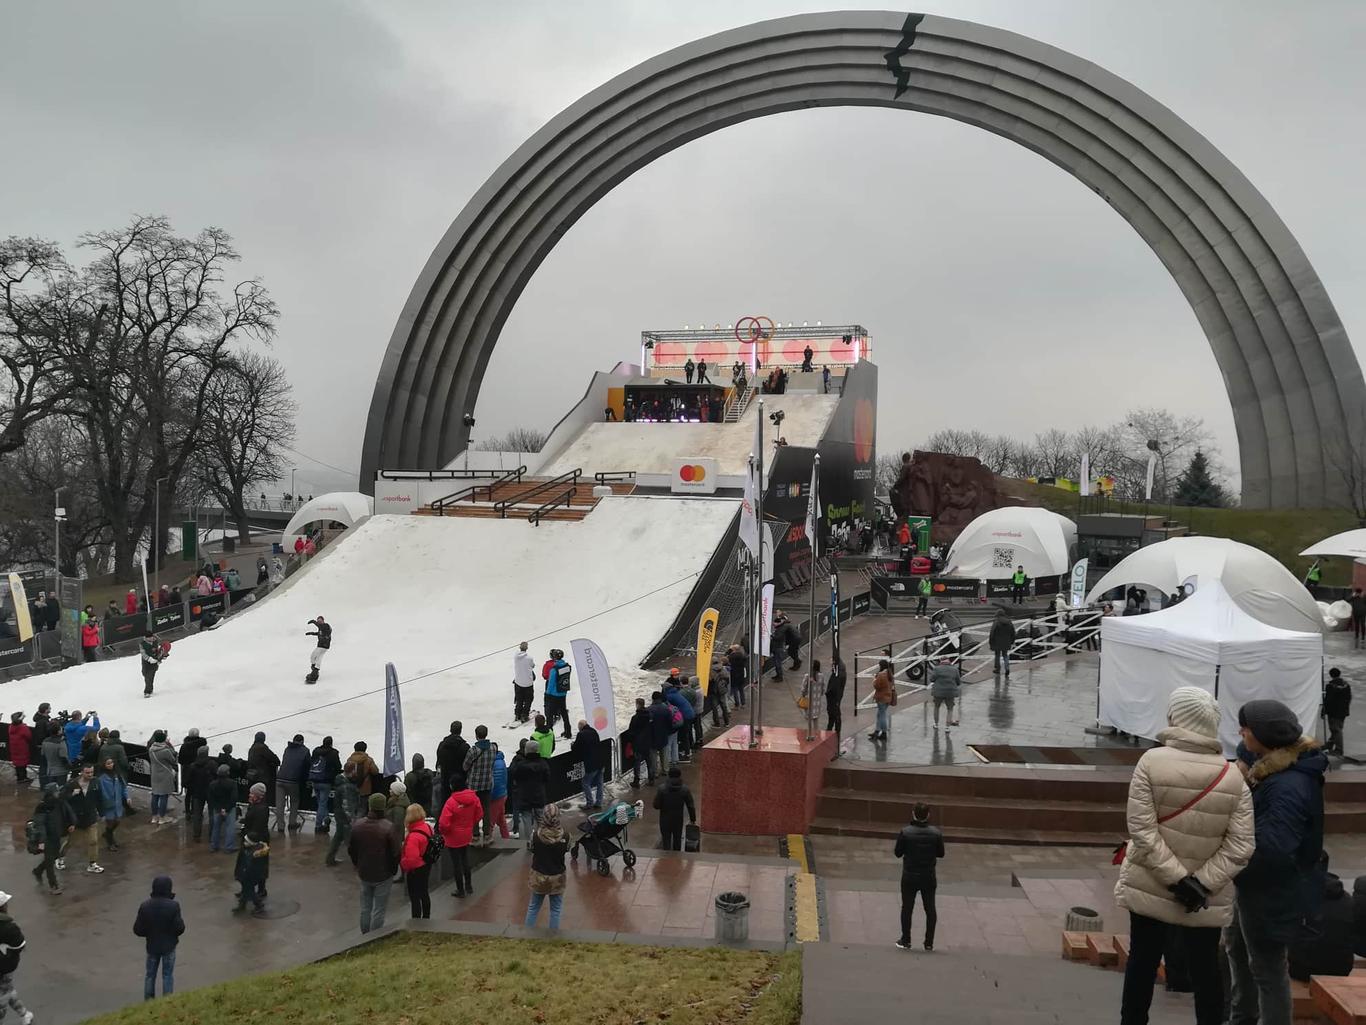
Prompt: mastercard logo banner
<box><xmin>672</xmin><ymin>457</ymin><xmax>718</xmax><ymax>494</ymax></box>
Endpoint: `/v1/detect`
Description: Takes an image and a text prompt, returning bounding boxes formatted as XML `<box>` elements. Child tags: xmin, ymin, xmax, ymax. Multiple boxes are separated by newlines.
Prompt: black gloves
<box><xmin>1168</xmin><ymin>875</ymin><xmax>1211</xmax><ymax>913</ymax></box>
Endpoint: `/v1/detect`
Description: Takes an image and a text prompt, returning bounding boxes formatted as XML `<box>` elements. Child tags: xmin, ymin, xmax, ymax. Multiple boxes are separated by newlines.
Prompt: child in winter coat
<box><xmin>530</xmin><ymin>716</ymin><xmax>555</xmax><ymax>759</ymax></box>
<box><xmin>488</xmin><ymin>744</ymin><xmax>510</xmax><ymax>840</ymax></box>
<box><xmin>399</xmin><ymin>804</ymin><xmax>435</xmax><ymax>919</ymax></box>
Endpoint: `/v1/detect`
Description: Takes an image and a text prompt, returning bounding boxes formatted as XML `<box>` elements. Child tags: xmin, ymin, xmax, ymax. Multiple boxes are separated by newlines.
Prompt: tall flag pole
<box><xmin>754</xmin><ymin>400</ymin><xmax>765</xmax><ymax>736</ymax></box>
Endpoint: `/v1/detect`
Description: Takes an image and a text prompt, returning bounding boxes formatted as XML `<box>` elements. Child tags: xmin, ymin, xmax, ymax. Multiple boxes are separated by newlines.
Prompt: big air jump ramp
<box><xmin>9</xmin><ymin>496</ymin><xmax>737</xmax><ymax>759</ymax></box>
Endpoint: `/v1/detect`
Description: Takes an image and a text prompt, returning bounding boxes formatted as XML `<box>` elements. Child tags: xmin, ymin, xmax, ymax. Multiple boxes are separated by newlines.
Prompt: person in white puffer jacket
<box><xmin>1114</xmin><ymin>686</ymin><xmax>1255</xmax><ymax>1025</ymax></box>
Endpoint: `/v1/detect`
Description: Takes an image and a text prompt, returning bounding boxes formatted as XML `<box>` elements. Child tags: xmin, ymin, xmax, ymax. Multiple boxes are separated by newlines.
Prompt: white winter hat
<box><xmin>0</xmin><ymin>891</ymin><xmax>11</xmax><ymax>908</ymax></box>
<box><xmin>1167</xmin><ymin>686</ymin><xmax>1219</xmax><ymax>739</ymax></box>
<box><xmin>390</xmin><ymin>780</ymin><xmax>407</xmax><ymax>796</ymax></box>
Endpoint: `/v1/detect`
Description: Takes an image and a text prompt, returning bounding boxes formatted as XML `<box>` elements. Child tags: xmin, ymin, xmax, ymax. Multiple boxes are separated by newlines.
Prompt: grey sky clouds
<box><xmin>3</xmin><ymin>1</ymin><xmax>1362</xmax><ymax>496</ymax></box>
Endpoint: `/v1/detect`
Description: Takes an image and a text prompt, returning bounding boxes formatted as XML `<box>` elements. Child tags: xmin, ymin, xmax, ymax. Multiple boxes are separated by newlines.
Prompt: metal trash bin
<box><xmin>714</xmin><ymin>891</ymin><xmax>750</xmax><ymax>943</ymax></box>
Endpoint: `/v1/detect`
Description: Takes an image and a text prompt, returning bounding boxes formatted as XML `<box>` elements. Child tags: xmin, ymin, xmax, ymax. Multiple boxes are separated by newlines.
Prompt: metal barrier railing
<box><xmin>593</xmin><ymin>470</ymin><xmax>636</xmax><ymax>484</ymax></box>
<box><xmin>494</xmin><ymin>469</ymin><xmax>582</xmax><ymax>517</ymax></box>
<box><xmin>528</xmin><ymin>488</ymin><xmax>578</xmax><ymax>526</ymax></box>
<box><xmin>850</xmin><ymin>608</ymin><xmax>1102</xmax><ymax>713</ymax></box>
<box><xmin>428</xmin><ymin>465</ymin><xmax>527</xmax><ymax>515</ymax></box>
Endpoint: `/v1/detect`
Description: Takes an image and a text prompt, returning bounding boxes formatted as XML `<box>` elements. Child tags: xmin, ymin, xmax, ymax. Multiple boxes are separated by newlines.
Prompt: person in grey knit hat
<box><xmin>1225</xmin><ymin>698</ymin><xmax>1327</xmax><ymax>1025</ymax></box>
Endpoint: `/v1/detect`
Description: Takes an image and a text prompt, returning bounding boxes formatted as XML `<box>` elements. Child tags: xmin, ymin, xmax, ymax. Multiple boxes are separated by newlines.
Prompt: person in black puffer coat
<box><xmin>1227</xmin><ymin>700</ymin><xmax>1329</xmax><ymax>1025</ymax></box>
<box><xmin>1289</xmin><ymin>856</ymin><xmax>1354</xmax><ymax>981</ymax></box>
<box><xmin>509</xmin><ymin>741</ymin><xmax>549</xmax><ymax>846</ymax></box>
<box><xmin>185</xmin><ymin>748</ymin><xmax>216</xmax><ymax>843</ymax></box>
<box><xmin>404</xmin><ymin>754</ymin><xmax>434</xmax><ymax>818</ymax></box>
<box><xmin>0</xmin><ymin>892</ymin><xmax>32</xmax><ymax>1021</ymax></box>
<box><xmin>177</xmin><ymin>729</ymin><xmax>207</xmax><ymax>776</ymax></box>
<box><xmin>651</xmin><ymin>767</ymin><xmax>695</xmax><ymax>851</ymax></box>
<box><xmin>894</xmin><ymin>801</ymin><xmax>945</xmax><ymax>950</ymax></box>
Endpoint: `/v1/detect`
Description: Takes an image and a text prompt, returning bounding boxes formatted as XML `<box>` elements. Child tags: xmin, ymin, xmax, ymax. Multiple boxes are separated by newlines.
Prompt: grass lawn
<box><xmin>81</xmin><ymin>933</ymin><xmax>802</xmax><ymax>1025</ymax></box>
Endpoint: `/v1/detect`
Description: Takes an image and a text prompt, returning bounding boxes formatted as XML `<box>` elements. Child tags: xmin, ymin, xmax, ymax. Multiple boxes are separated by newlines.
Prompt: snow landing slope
<box><xmin>9</xmin><ymin>495</ymin><xmax>738</xmax><ymax>761</ymax></box>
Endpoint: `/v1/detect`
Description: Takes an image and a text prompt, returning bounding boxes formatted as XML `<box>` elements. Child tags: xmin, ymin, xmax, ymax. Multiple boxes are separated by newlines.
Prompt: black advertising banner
<box><xmin>984</xmin><ymin>580</ymin><xmax>1015</xmax><ymax>599</ymax></box>
<box><xmin>188</xmin><ymin>593</ymin><xmax>226</xmax><ymax>622</ymax></box>
<box><xmin>764</xmin><ymin>445</ymin><xmax>816</xmax><ymax>593</ymax></box>
<box><xmin>817</xmin><ymin>360</ymin><xmax>877</xmax><ymax>534</ymax></box>
<box><xmin>150</xmin><ymin>604</ymin><xmax>187</xmax><ymax>632</ymax></box>
<box><xmin>0</xmin><ymin>638</ymin><xmax>32</xmax><ymax>670</ymax></box>
<box><xmin>1035</xmin><ymin>575</ymin><xmax>1062</xmax><ymax>597</ymax></box>
<box><xmin>871</xmin><ymin>578</ymin><xmax>889</xmax><ymax>611</ymax></box>
<box><xmin>545</xmin><ymin>739</ymin><xmax>614</xmax><ymax>802</ymax></box>
<box><xmin>930</xmin><ymin>578</ymin><xmax>980</xmax><ymax>600</ymax></box>
<box><xmin>851</xmin><ymin>591</ymin><xmax>871</xmax><ymax>617</ymax></box>
<box><xmin>102</xmin><ymin>613</ymin><xmax>146</xmax><ymax>646</ymax></box>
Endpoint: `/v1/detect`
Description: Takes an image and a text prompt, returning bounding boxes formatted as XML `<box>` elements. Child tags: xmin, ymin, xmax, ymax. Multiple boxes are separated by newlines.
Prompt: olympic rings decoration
<box><xmin>734</xmin><ymin>316</ymin><xmax>775</xmax><ymax>344</ymax></box>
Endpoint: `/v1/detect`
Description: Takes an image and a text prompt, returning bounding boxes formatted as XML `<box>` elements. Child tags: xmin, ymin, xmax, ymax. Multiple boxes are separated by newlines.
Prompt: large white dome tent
<box><xmin>1086</xmin><ymin>535</ymin><xmax>1322</xmax><ymax>634</ymax></box>
<box><xmin>281</xmin><ymin>492</ymin><xmax>375</xmax><ymax>550</ymax></box>
<box><xmin>943</xmin><ymin>507</ymin><xmax>1077</xmax><ymax>580</ymax></box>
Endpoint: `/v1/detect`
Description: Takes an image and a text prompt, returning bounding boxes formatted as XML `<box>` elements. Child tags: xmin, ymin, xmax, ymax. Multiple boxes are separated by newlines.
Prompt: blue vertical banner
<box><xmin>383</xmin><ymin>662</ymin><xmax>405</xmax><ymax>776</ymax></box>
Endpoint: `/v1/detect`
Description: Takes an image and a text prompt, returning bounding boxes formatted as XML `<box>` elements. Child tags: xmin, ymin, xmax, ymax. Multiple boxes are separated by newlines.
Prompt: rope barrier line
<box><xmin>202</xmin><ymin>569</ymin><xmax>704</xmax><ymax>742</ymax></box>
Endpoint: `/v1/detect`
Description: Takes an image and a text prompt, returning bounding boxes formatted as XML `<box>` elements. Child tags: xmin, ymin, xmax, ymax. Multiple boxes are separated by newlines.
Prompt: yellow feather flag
<box><xmin>696</xmin><ymin>607</ymin><xmax>720</xmax><ymax>696</ymax></box>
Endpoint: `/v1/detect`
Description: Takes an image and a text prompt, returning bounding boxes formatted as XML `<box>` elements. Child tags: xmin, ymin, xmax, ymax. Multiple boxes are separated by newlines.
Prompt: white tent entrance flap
<box><xmin>1099</xmin><ymin>581</ymin><xmax>1322</xmax><ymax>756</ymax></box>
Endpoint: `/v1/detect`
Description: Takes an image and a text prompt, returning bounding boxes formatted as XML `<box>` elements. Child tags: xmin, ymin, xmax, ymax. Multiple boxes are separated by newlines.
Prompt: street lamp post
<box><xmin>153</xmin><ymin>475</ymin><xmax>169</xmax><ymax>597</ymax></box>
<box><xmin>290</xmin><ymin>468</ymin><xmax>297</xmax><ymax>506</ymax></box>
<box><xmin>53</xmin><ymin>487</ymin><xmax>65</xmax><ymax>587</ymax></box>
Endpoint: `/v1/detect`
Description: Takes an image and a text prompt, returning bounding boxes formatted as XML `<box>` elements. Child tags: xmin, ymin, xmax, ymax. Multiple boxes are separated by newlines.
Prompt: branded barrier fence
<box><xmin>870</xmin><ymin>574</ymin><xmax>1068</xmax><ymax>610</ymax></box>
<box><xmin>851</xmin><ymin>607</ymin><xmax>1102</xmax><ymax>713</ymax></box>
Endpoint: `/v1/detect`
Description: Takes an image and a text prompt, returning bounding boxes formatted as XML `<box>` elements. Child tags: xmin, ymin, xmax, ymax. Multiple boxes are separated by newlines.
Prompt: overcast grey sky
<box><xmin>3</xmin><ymin>1</ymin><xmax>1362</xmax><ymax>496</ymax></box>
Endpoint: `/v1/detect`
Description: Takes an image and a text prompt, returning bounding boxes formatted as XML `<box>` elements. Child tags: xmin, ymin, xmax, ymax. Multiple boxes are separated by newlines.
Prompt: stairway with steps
<box><xmin>410</xmin><ymin>477</ymin><xmax>635</xmax><ymax>523</ymax></box>
<box><xmin>723</xmin><ymin>384</ymin><xmax>756</xmax><ymax>422</ymax></box>
<box><xmin>810</xmin><ymin>762</ymin><xmax>1366</xmax><ymax>846</ymax></box>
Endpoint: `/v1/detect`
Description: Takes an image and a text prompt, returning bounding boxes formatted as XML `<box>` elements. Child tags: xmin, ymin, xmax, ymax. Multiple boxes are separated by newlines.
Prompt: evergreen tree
<box><xmin>1173</xmin><ymin>450</ymin><xmax>1225</xmax><ymax>507</ymax></box>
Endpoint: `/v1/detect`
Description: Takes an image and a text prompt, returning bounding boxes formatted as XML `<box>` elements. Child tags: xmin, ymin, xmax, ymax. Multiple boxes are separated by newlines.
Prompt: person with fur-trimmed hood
<box><xmin>1114</xmin><ymin>687</ymin><xmax>1254</xmax><ymax>1024</ymax></box>
<box><xmin>1225</xmin><ymin>699</ymin><xmax>1328</xmax><ymax>1025</ymax></box>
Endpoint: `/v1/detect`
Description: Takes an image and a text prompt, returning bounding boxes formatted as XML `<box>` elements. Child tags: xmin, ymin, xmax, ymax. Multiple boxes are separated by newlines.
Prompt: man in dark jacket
<box><xmin>274</xmin><ymin>734</ymin><xmax>309</xmax><ymax>833</ymax></box>
<box><xmin>404</xmin><ymin>753</ymin><xmax>435</xmax><ymax>819</ymax></box>
<box><xmin>0</xmin><ymin>892</ymin><xmax>32</xmax><ymax>1022</ymax></box>
<box><xmin>185</xmin><ymin>748</ymin><xmax>215</xmax><ymax>842</ymax></box>
<box><xmin>572</xmin><ymin>720</ymin><xmax>603</xmax><ymax>810</ymax></box>
<box><xmin>1227</xmin><ymin>700</ymin><xmax>1329</xmax><ymax>1025</ymax></box>
<box><xmin>825</xmin><ymin>659</ymin><xmax>847</xmax><ymax>734</ymax></box>
<box><xmin>348</xmin><ymin>793</ymin><xmax>400</xmax><ymax>934</ymax></box>
<box><xmin>176</xmin><ymin>728</ymin><xmax>207</xmax><ymax>775</ymax></box>
<box><xmin>651</xmin><ymin>767</ymin><xmax>695</xmax><ymax>851</ymax></box>
<box><xmin>207</xmin><ymin>765</ymin><xmax>238</xmax><ymax>853</ymax></box>
<box><xmin>894</xmin><ymin>802</ymin><xmax>945</xmax><ymax>950</ymax></box>
<box><xmin>62</xmin><ymin>765</ymin><xmax>104</xmax><ymax>873</ymax></box>
<box><xmin>235</xmin><ymin>783</ymin><xmax>271</xmax><ymax>914</ymax></box>
<box><xmin>30</xmin><ymin>784</ymin><xmax>72</xmax><ymax>894</ymax></box>
<box><xmin>989</xmin><ymin>610</ymin><xmax>1016</xmax><ymax>676</ymax></box>
<box><xmin>510</xmin><ymin>740</ymin><xmax>550</xmax><ymax>846</ymax></box>
<box><xmin>246</xmin><ymin>731</ymin><xmax>280</xmax><ymax>805</ymax></box>
<box><xmin>727</xmin><ymin>644</ymin><xmax>748</xmax><ymax>708</ymax></box>
<box><xmin>647</xmin><ymin>693</ymin><xmax>673</xmax><ymax>776</ymax></box>
<box><xmin>1324</xmin><ymin>668</ymin><xmax>1352</xmax><ymax>755</ymax></box>
<box><xmin>38</xmin><ymin>732</ymin><xmax>68</xmax><ymax>793</ymax></box>
<box><xmin>325</xmin><ymin>769</ymin><xmax>360</xmax><ymax>866</ymax></box>
<box><xmin>1350</xmin><ymin>588</ymin><xmax>1366</xmax><ymax>648</ymax></box>
<box><xmin>133</xmin><ymin>875</ymin><xmax>185</xmax><ymax>999</ymax></box>
<box><xmin>628</xmin><ymin>698</ymin><xmax>654</xmax><ymax>788</ymax></box>
<box><xmin>435</xmin><ymin>721</ymin><xmax>469</xmax><ymax>817</ymax></box>
<box><xmin>309</xmin><ymin>736</ymin><xmax>343</xmax><ymax>833</ymax></box>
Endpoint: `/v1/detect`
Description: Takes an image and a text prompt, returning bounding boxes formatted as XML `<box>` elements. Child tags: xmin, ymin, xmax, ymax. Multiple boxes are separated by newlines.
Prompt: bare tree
<box><xmin>0</xmin><ymin>238</ymin><xmax>105</xmax><ymax>455</ymax></box>
<box><xmin>66</xmin><ymin>216</ymin><xmax>278</xmax><ymax>577</ymax></box>
<box><xmin>1326</xmin><ymin>420</ymin><xmax>1366</xmax><ymax>526</ymax></box>
<box><xmin>191</xmin><ymin>351</ymin><xmax>296</xmax><ymax>543</ymax></box>
<box><xmin>476</xmin><ymin>426</ymin><xmax>547</xmax><ymax>453</ymax></box>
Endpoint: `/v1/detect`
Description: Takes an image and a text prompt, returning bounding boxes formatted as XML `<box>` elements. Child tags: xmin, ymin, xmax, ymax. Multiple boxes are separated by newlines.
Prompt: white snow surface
<box><xmin>10</xmin><ymin>496</ymin><xmax>737</xmax><ymax>762</ymax></box>
<box><xmin>539</xmin><ymin>393</ymin><xmax>838</xmax><ymax>477</ymax></box>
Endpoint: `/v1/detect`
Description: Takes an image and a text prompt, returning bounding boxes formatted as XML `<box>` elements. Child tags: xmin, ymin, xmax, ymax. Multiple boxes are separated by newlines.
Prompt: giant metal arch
<box><xmin>361</xmin><ymin>11</ymin><xmax>1364</xmax><ymax>508</ymax></box>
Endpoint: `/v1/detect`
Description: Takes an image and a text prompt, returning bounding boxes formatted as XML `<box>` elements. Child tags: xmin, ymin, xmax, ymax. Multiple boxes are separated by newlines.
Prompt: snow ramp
<box><xmin>8</xmin><ymin>495</ymin><xmax>737</xmax><ymax>760</ymax></box>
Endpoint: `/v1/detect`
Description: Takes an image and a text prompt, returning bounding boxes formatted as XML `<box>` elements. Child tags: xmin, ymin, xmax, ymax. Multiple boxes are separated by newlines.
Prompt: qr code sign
<box><xmin>991</xmin><ymin>547</ymin><xmax>1015</xmax><ymax>568</ymax></box>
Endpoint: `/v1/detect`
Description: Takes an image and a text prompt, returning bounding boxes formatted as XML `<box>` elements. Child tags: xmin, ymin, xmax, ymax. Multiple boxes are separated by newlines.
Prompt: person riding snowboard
<box><xmin>305</xmin><ymin>616</ymin><xmax>332</xmax><ymax>684</ymax></box>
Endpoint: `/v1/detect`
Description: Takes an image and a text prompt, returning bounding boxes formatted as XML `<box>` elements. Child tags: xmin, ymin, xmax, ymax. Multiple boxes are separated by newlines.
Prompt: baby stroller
<box><xmin>570</xmin><ymin>800</ymin><xmax>643</xmax><ymax>876</ymax></box>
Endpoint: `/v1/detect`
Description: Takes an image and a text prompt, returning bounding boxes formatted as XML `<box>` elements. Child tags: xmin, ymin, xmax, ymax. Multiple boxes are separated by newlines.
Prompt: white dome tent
<box><xmin>281</xmin><ymin>492</ymin><xmax>374</xmax><ymax>549</ymax></box>
<box><xmin>1099</xmin><ymin>580</ymin><xmax>1323</xmax><ymax>756</ymax></box>
<box><xmin>1086</xmin><ymin>536</ymin><xmax>1322</xmax><ymax>634</ymax></box>
<box><xmin>944</xmin><ymin>507</ymin><xmax>1076</xmax><ymax>580</ymax></box>
<box><xmin>1301</xmin><ymin>528</ymin><xmax>1366</xmax><ymax>560</ymax></box>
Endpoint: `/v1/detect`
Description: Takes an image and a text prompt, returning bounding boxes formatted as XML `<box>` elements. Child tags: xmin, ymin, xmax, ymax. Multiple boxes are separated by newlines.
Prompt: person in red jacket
<box><xmin>123</xmin><ymin>589</ymin><xmax>138</xmax><ymax>616</ymax></box>
<box><xmin>399</xmin><ymin>804</ymin><xmax>435</xmax><ymax>919</ymax></box>
<box><xmin>8</xmin><ymin>712</ymin><xmax>32</xmax><ymax>785</ymax></box>
<box><xmin>81</xmin><ymin>620</ymin><xmax>101</xmax><ymax>662</ymax></box>
<box><xmin>437</xmin><ymin>774</ymin><xmax>483</xmax><ymax>899</ymax></box>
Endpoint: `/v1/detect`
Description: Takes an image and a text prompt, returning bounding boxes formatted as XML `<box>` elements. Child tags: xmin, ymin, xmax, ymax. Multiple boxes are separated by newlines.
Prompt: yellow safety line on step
<box><xmin>786</xmin><ymin>833</ymin><xmax>809</xmax><ymax>874</ymax></box>
<box><xmin>793</xmin><ymin>872</ymin><xmax>820</xmax><ymax>943</ymax></box>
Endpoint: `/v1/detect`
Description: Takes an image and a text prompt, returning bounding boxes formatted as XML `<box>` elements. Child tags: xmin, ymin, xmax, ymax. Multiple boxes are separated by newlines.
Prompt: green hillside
<box><xmin>997</xmin><ymin>479</ymin><xmax>1359</xmax><ymax>586</ymax></box>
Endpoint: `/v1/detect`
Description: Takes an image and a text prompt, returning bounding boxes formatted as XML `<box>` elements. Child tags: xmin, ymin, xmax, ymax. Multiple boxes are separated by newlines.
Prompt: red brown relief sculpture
<box><xmin>890</xmin><ymin>450</ymin><xmax>1024</xmax><ymax>544</ymax></box>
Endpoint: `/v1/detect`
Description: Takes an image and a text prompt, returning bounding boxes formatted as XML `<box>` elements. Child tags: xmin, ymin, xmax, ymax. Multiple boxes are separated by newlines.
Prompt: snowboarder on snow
<box><xmin>305</xmin><ymin>616</ymin><xmax>332</xmax><ymax>684</ymax></box>
<box><xmin>141</xmin><ymin>631</ymin><xmax>166</xmax><ymax>698</ymax></box>
<box><xmin>513</xmin><ymin>641</ymin><xmax>536</xmax><ymax>724</ymax></box>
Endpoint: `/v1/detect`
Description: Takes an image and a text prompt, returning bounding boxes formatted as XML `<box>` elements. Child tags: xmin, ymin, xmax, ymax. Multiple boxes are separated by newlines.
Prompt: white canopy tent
<box><xmin>1301</xmin><ymin>528</ymin><xmax>1366</xmax><ymax>560</ymax></box>
<box><xmin>1086</xmin><ymin>536</ymin><xmax>1322</xmax><ymax>634</ymax></box>
<box><xmin>944</xmin><ymin>507</ymin><xmax>1076</xmax><ymax>580</ymax></box>
<box><xmin>281</xmin><ymin>492</ymin><xmax>374</xmax><ymax>549</ymax></box>
<box><xmin>1099</xmin><ymin>581</ymin><xmax>1322</xmax><ymax>756</ymax></box>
